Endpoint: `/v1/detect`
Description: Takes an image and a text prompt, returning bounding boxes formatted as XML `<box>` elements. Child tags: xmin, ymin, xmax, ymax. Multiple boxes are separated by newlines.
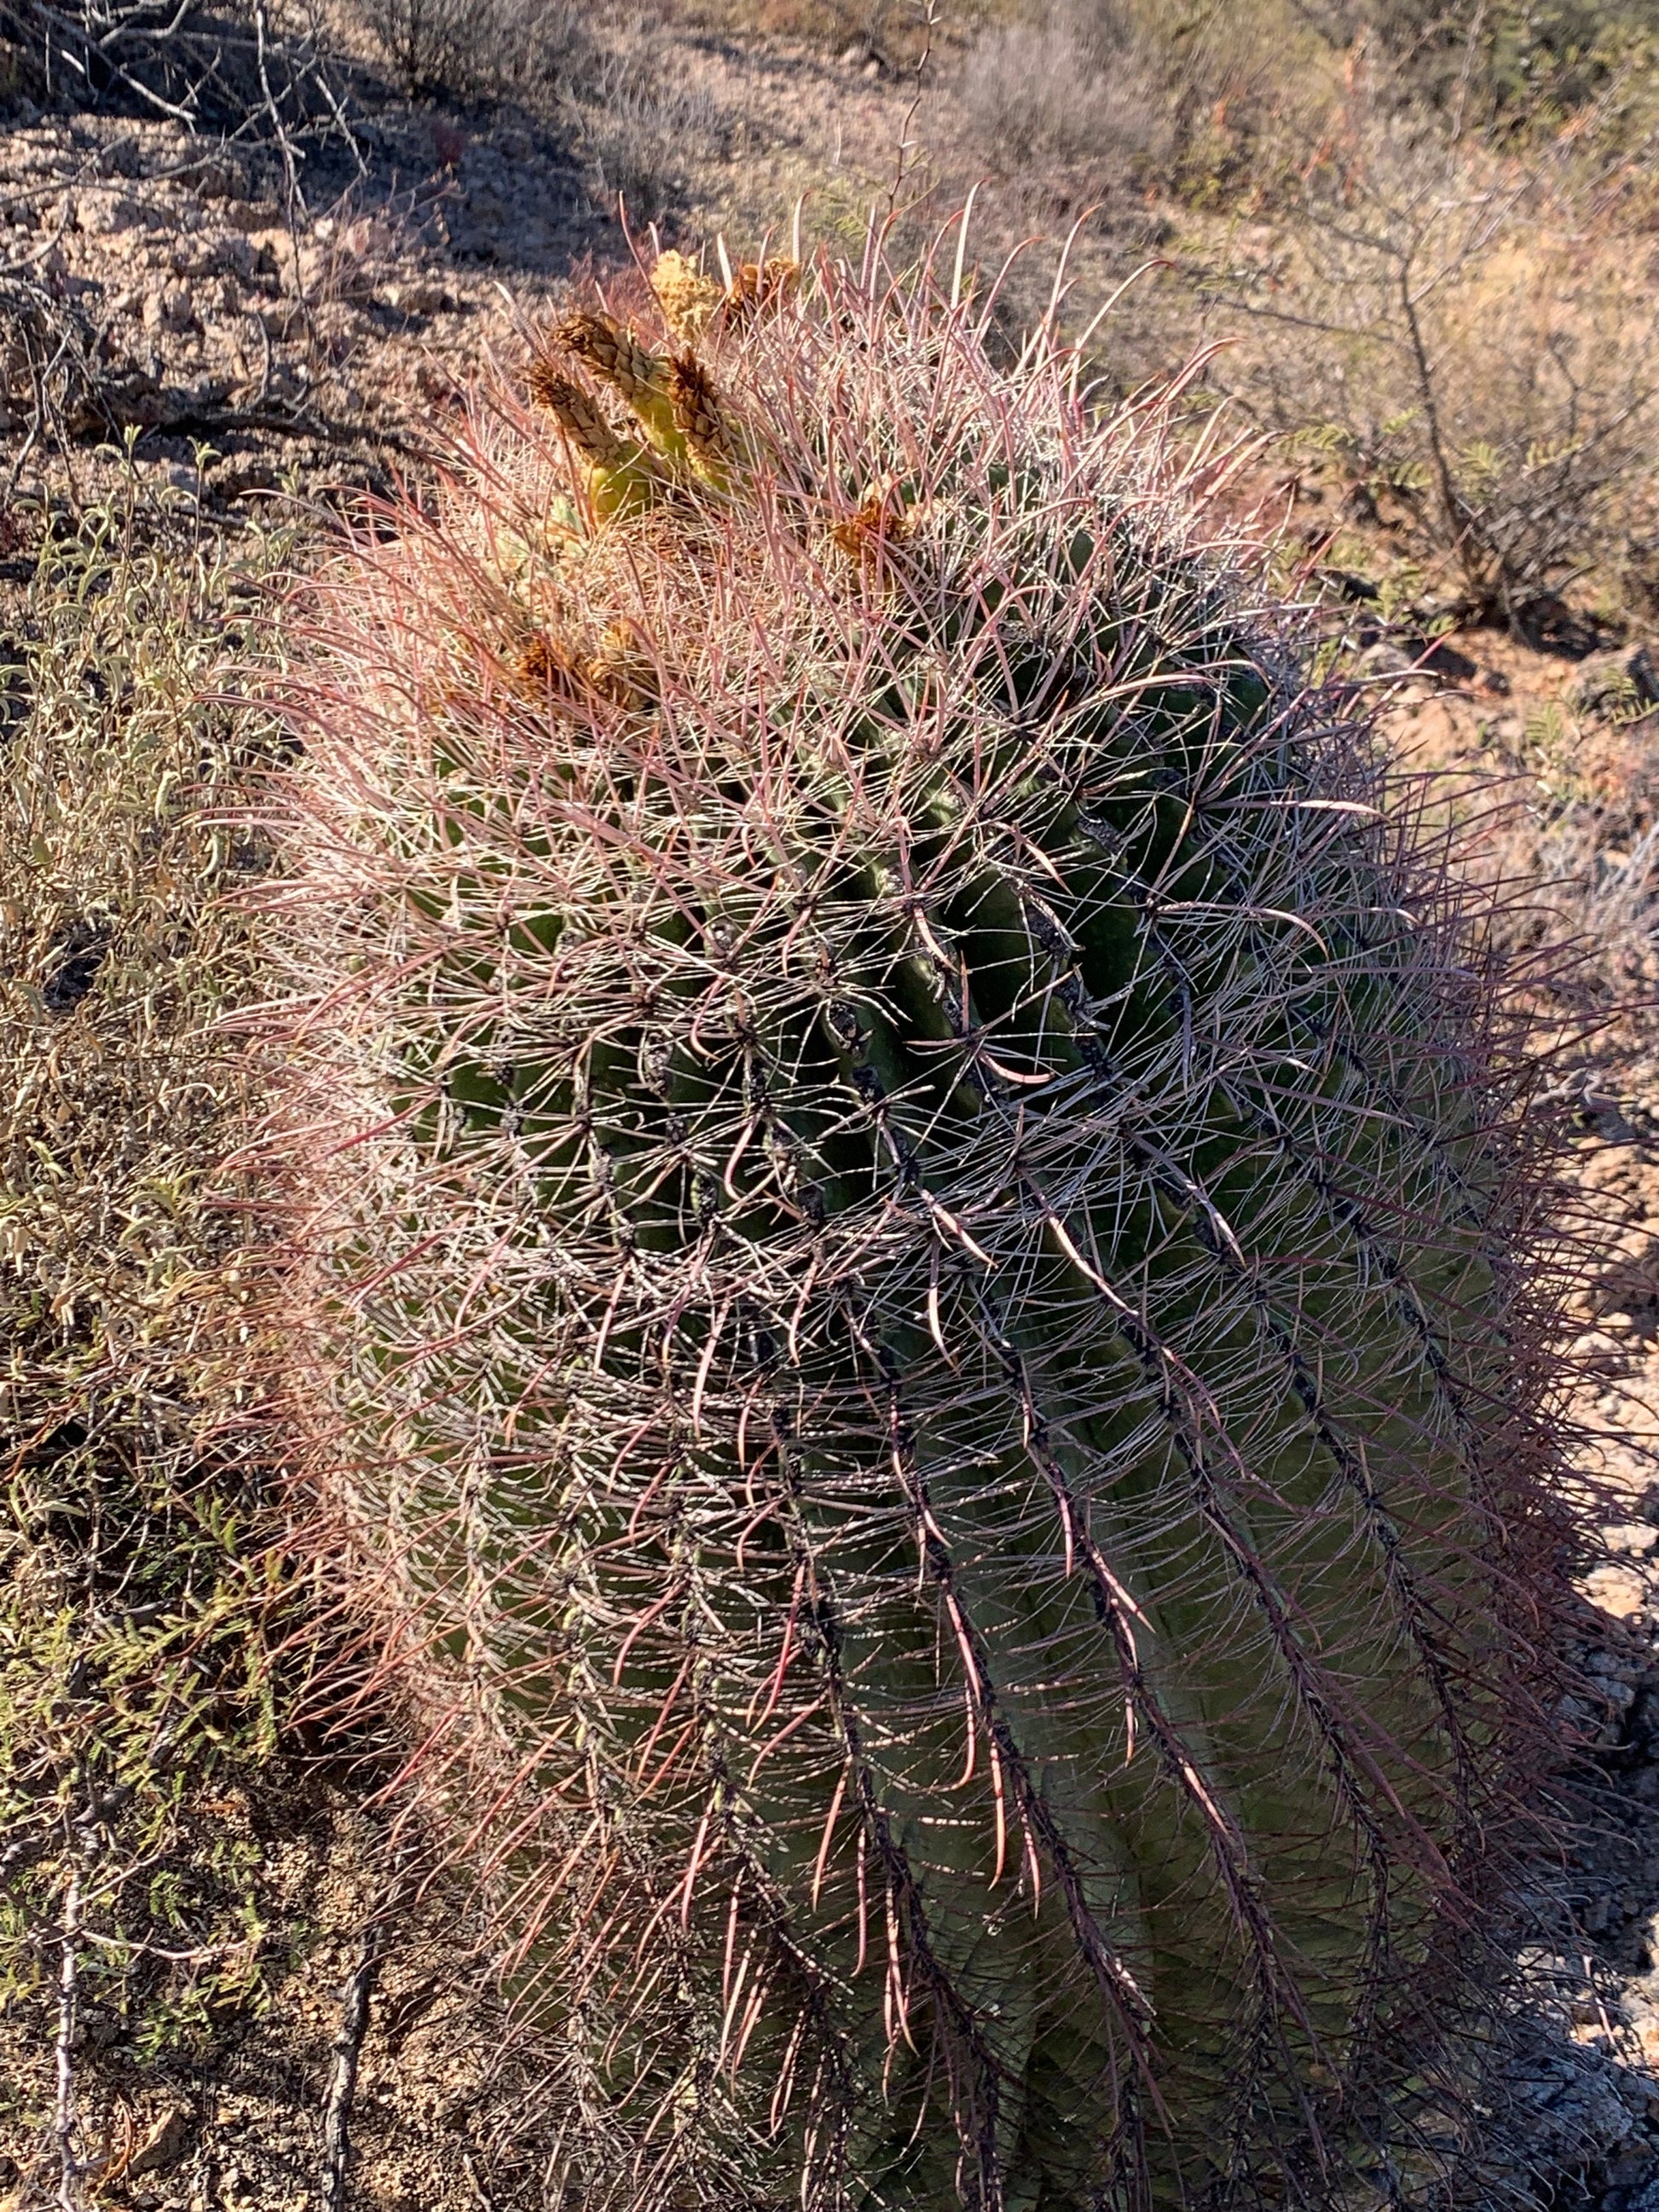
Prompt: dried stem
<box><xmin>55</xmin><ymin>1869</ymin><xmax>83</xmax><ymax>2212</ymax></box>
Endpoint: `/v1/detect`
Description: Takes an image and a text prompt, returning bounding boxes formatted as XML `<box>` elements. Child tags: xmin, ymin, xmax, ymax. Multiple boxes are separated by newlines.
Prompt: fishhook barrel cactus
<box><xmin>264</xmin><ymin>227</ymin><xmax>1577</xmax><ymax>2210</ymax></box>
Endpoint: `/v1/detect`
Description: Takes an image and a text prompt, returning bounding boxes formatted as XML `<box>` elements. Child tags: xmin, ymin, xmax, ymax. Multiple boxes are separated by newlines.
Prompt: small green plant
<box><xmin>266</xmin><ymin>229</ymin><xmax>1583</xmax><ymax>2210</ymax></box>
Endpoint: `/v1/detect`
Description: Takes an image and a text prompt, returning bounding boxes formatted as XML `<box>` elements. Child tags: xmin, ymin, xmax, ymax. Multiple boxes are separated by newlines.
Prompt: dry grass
<box><xmin>570</xmin><ymin>21</ymin><xmax>735</xmax><ymax>228</ymax></box>
<box><xmin>955</xmin><ymin>3</ymin><xmax>1171</xmax><ymax>181</ymax></box>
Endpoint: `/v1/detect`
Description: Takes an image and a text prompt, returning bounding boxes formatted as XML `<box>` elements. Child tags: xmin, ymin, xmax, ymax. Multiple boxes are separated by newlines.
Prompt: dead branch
<box><xmin>55</xmin><ymin>1869</ymin><xmax>83</xmax><ymax>2212</ymax></box>
<box><xmin>321</xmin><ymin>1922</ymin><xmax>379</xmax><ymax>2212</ymax></box>
<box><xmin>0</xmin><ymin>0</ymin><xmax>362</xmax><ymax>163</ymax></box>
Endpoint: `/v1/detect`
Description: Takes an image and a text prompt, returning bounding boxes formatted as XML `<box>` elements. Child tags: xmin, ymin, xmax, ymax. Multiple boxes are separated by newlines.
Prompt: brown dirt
<box><xmin>0</xmin><ymin>1770</ymin><xmax>555</xmax><ymax>2212</ymax></box>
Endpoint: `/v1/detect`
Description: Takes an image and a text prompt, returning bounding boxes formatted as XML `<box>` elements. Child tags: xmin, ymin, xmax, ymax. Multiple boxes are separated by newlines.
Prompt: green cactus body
<box><xmin>269</xmin><ymin>239</ymin><xmax>1573</xmax><ymax>2210</ymax></box>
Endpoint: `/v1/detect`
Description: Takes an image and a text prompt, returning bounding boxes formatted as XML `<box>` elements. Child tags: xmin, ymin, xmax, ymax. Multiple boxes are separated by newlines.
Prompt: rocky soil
<box><xmin>0</xmin><ymin>102</ymin><xmax>604</xmax><ymax>523</ymax></box>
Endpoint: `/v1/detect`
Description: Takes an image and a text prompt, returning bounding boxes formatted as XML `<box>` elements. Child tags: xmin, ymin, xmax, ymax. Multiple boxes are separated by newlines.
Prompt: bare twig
<box><xmin>322</xmin><ymin>1868</ymin><xmax>416</xmax><ymax>2212</ymax></box>
<box><xmin>460</xmin><ymin>2145</ymin><xmax>498</xmax><ymax>2212</ymax></box>
<box><xmin>1446</xmin><ymin>0</ymin><xmax>1489</xmax><ymax>159</ymax></box>
<box><xmin>882</xmin><ymin>0</ymin><xmax>936</xmax><ymax>226</ymax></box>
<box><xmin>321</xmin><ymin>1920</ymin><xmax>381</xmax><ymax>2212</ymax></box>
<box><xmin>254</xmin><ymin>0</ymin><xmax>312</xmax><ymax>335</ymax></box>
<box><xmin>1395</xmin><ymin>240</ymin><xmax>1486</xmax><ymax>586</ymax></box>
<box><xmin>55</xmin><ymin>1869</ymin><xmax>84</xmax><ymax>2212</ymax></box>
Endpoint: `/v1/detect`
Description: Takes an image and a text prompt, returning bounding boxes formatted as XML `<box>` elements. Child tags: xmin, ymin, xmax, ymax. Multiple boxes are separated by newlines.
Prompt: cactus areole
<box><xmin>269</xmin><ymin>231</ymin><xmax>1575</xmax><ymax>2209</ymax></box>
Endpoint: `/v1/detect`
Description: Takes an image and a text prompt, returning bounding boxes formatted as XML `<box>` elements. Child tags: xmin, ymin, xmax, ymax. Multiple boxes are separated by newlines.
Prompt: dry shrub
<box><xmin>0</xmin><ymin>495</ymin><xmax>298</xmax><ymax>2194</ymax></box>
<box><xmin>1286</xmin><ymin>0</ymin><xmax>1650</xmax><ymax>132</ymax></box>
<box><xmin>673</xmin><ymin>0</ymin><xmax>948</xmax><ymax>66</ymax></box>
<box><xmin>1200</xmin><ymin>120</ymin><xmax>1659</xmax><ymax>624</ymax></box>
<box><xmin>956</xmin><ymin>3</ymin><xmax>1170</xmax><ymax>177</ymax></box>
<box><xmin>1487</xmin><ymin>683</ymin><xmax>1659</xmax><ymax>1045</ymax></box>
<box><xmin>0</xmin><ymin>0</ymin><xmax>350</xmax><ymax>140</ymax></box>
<box><xmin>1540</xmin><ymin>816</ymin><xmax>1659</xmax><ymax>1018</ymax></box>
<box><xmin>351</xmin><ymin>0</ymin><xmax>592</xmax><ymax>101</ymax></box>
<box><xmin>568</xmin><ymin>25</ymin><xmax>731</xmax><ymax>227</ymax></box>
<box><xmin>953</xmin><ymin>1</ymin><xmax>1657</xmax><ymax>225</ymax></box>
<box><xmin>346</xmin><ymin>1</ymin><xmax>728</xmax><ymax>231</ymax></box>
<box><xmin>954</xmin><ymin>0</ymin><xmax>1344</xmax><ymax>206</ymax></box>
<box><xmin>0</xmin><ymin>280</ymin><xmax>128</xmax><ymax>459</ymax></box>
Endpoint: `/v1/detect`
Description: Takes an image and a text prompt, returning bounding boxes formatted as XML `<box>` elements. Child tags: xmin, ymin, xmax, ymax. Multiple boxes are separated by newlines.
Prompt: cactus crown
<box><xmin>268</xmin><ymin>228</ymin><xmax>1575</xmax><ymax>2211</ymax></box>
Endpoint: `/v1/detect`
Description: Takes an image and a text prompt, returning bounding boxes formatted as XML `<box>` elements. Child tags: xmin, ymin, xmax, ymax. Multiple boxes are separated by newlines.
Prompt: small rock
<box><xmin>1355</xmin><ymin>641</ymin><xmax>1416</xmax><ymax>679</ymax></box>
<box><xmin>142</xmin><ymin>283</ymin><xmax>195</xmax><ymax>333</ymax></box>
<box><xmin>221</xmin><ymin>199</ymin><xmax>285</xmax><ymax>234</ymax></box>
<box><xmin>175</xmin><ymin>233</ymin><xmax>256</xmax><ymax>282</ymax></box>
<box><xmin>126</xmin><ymin>2106</ymin><xmax>189</xmax><ymax>2178</ymax></box>
<box><xmin>184</xmin><ymin>154</ymin><xmax>246</xmax><ymax>200</ymax></box>
<box><xmin>380</xmin><ymin>278</ymin><xmax>450</xmax><ymax>316</ymax></box>
<box><xmin>1570</xmin><ymin>1327</ymin><xmax>1631</xmax><ymax>1369</ymax></box>
<box><xmin>1585</xmin><ymin>1643</ymin><xmax>1644</xmax><ymax>1684</ymax></box>
<box><xmin>1604</xmin><ymin>1522</ymin><xmax>1659</xmax><ymax>1556</ymax></box>
<box><xmin>1571</xmin><ymin>645</ymin><xmax>1659</xmax><ymax>721</ymax></box>
<box><xmin>77</xmin><ymin>189</ymin><xmax>146</xmax><ymax>235</ymax></box>
<box><xmin>1583</xmin><ymin>1562</ymin><xmax>1650</xmax><ymax>1620</ymax></box>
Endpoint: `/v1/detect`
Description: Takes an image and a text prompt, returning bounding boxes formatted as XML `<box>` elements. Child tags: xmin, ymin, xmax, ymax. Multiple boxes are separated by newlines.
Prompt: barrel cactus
<box><xmin>263</xmin><ymin>230</ymin><xmax>1577</xmax><ymax>2209</ymax></box>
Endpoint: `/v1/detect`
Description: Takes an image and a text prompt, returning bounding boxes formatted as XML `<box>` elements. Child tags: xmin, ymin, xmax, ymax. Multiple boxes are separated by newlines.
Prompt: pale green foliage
<box><xmin>0</xmin><ymin>494</ymin><xmax>298</xmax><ymax>2157</ymax></box>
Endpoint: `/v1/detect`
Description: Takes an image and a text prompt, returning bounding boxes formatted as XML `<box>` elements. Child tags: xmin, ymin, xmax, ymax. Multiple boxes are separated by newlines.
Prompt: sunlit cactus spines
<box><xmin>263</xmin><ymin>224</ymin><xmax>1580</xmax><ymax>2212</ymax></box>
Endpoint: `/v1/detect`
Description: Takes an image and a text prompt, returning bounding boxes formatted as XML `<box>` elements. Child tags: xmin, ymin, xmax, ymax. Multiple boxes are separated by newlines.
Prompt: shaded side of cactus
<box><xmin>262</xmin><ymin>230</ymin><xmax>1578</xmax><ymax>2211</ymax></box>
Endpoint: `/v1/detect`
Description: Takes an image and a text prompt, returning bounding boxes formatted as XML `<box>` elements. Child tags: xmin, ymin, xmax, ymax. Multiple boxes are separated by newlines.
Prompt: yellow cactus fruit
<box><xmin>650</xmin><ymin>248</ymin><xmax>723</xmax><ymax>342</ymax></box>
<box><xmin>525</xmin><ymin>360</ymin><xmax>628</xmax><ymax>465</ymax></box>
<box><xmin>665</xmin><ymin>351</ymin><xmax>744</xmax><ymax>484</ymax></box>
<box><xmin>552</xmin><ymin>313</ymin><xmax>685</xmax><ymax>463</ymax></box>
<box><xmin>725</xmin><ymin>256</ymin><xmax>801</xmax><ymax>320</ymax></box>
